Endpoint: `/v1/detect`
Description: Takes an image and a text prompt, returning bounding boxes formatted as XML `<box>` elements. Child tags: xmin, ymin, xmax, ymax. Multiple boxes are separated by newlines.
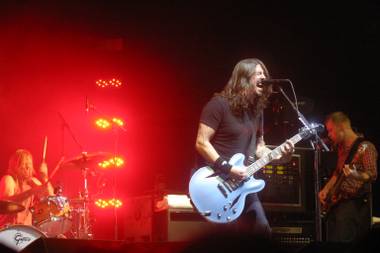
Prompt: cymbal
<box><xmin>0</xmin><ymin>200</ymin><xmax>25</xmax><ymax>214</ymax></box>
<box><xmin>61</xmin><ymin>152</ymin><xmax>114</xmax><ymax>170</ymax></box>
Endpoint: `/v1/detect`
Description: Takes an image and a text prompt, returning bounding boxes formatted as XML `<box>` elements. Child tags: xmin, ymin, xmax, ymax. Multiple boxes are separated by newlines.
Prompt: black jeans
<box><xmin>232</xmin><ymin>193</ymin><xmax>271</xmax><ymax>238</ymax></box>
<box><xmin>326</xmin><ymin>197</ymin><xmax>371</xmax><ymax>243</ymax></box>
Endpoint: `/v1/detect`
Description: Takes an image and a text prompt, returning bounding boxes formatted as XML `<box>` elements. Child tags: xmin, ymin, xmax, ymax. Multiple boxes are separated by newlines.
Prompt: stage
<box><xmin>2</xmin><ymin>229</ymin><xmax>378</xmax><ymax>253</ymax></box>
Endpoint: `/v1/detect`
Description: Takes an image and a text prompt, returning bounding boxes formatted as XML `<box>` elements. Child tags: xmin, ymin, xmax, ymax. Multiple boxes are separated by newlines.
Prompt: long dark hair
<box><xmin>216</xmin><ymin>58</ymin><xmax>272</xmax><ymax>117</ymax></box>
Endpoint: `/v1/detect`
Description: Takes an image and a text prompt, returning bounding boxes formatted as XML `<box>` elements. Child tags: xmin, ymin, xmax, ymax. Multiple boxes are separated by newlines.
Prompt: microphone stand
<box><xmin>58</xmin><ymin>112</ymin><xmax>94</xmax><ymax>239</ymax></box>
<box><xmin>58</xmin><ymin>112</ymin><xmax>84</xmax><ymax>155</ymax></box>
<box><xmin>111</xmin><ymin>123</ymin><xmax>121</xmax><ymax>241</ymax></box>
<box><xmin>277</xmin><ymin>85</ymin><xmax>329</xmax><ymax>242</ymax></box>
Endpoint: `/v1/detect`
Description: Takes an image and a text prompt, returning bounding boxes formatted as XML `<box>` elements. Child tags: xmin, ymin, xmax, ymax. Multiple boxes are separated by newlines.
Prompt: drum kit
<box><xmin>0</xmin><ymin>151</ymin><xmax>114</xmax><ymax>246</ymax></box>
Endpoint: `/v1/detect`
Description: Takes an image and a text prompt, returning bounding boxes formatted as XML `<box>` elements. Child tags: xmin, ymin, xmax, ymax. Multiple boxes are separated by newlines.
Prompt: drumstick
<box><xmin>48</xmin><ymin>156</ymin><xmax>65</xmax><ymax>182</ymax></box>
<box><xmin>42</xmin><ymin>136</ymin><xmax>48</xmax><ymax>162</ymax></box>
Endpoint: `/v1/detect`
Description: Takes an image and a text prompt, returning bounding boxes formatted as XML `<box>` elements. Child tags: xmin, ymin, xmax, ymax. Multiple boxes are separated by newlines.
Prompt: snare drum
<box><xmin>0</xmin><ymin>225</ymin><xmax>46</xmax><ymax>252</ymax></box>
<box><xmin>31</xmin><ymin>196</ymin><xmax>72</xmax><ymax>237</ymax></box>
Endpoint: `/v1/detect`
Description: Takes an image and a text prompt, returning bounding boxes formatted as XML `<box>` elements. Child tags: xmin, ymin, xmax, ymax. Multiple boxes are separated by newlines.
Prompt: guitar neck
<box><xmin>326</xmin><ymin>164</ymin><xmax>353</xmax><ymax>199</ymax></box>
<box><xmin>330</xmin><ymin>171</ymin><xmax>345</xmax><ymax>194</ymax></box>
<box><xmin>246</xmin><ymin>133</ymin><xmax>303</xmax><ymax>177</ymax></box>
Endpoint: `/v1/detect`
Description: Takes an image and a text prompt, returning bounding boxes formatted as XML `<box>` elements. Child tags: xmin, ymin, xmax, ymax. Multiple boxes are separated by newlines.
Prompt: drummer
<box><xmin>0</xmin><ymin>149</ymin><xmax>54</xmax><ymax>228</ymax></box>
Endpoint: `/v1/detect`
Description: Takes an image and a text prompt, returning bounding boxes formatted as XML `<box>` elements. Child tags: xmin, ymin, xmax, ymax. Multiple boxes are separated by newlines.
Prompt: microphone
<box><xmin>310</xmin><ymin>123</ymin><xmax>325</xmax><ymax>131</ymax></box>
<box><xmin>259</xmin><ymin>79</ymin><xmax>290</xmax><ymax>85</ymax></box>
<box><xmin>85</xmin><ymin>96</ymin><xmax>93</xmax><ymax>113</ymax></box>
<box><xmin>85</xmin><ymin>97</ymin><xmax>96</xmax><ymax>113</ymax></box>
<box><xmin>85</xmin><ymin>96</ymin><xmax>89</xmax><ymax>112</ymax></box>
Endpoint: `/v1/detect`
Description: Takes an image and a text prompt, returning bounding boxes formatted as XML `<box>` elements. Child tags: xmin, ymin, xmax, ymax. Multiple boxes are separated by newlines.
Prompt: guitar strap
<box><xmin>246</xmin><ymin>111</ymin><xmax>264</xmax><ymax>165</ymax></box>
<box><xmin>344</xmin><ymin>137</ymin><xmax>365</xmax><ymax>165</ymax></box>
<box><xmin>343</xmin><ymin>137</ymin><xmax>373</xmax><ymax>200</ymax></box>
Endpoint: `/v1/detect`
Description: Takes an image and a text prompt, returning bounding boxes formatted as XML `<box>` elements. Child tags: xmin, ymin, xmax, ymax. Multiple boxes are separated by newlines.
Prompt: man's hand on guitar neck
<box><xmin>318</xmin><ymin>188</ymin><xmax>328</xmax><ymax>205</ymax></box>
<box><xmin>268</xmin><ymin>140</ymin><xmax>295</xmax><ymax>165</ymax></box>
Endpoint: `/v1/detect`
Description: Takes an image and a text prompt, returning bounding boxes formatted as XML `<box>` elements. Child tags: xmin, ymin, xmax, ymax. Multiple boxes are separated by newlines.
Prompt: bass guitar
<box><xmin>320</xmin><ymin>164</ymin><xmax>356</xmax><ymax>218</ymax></box>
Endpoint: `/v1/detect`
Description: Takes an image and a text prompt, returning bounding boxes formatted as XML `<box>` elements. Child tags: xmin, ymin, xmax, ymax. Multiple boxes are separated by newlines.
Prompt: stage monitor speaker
<box><xmin>152</xmin><ymin>194</ymin><xmax>218</xmax><ymax>242</ymax></box>
<box><xmin>121</xmin><ymin>194</ymin><xmax>218</xmax><ymax>242</ymax></box>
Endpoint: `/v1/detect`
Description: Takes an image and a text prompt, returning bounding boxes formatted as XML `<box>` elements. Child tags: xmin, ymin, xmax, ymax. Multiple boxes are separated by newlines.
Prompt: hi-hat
<box><xmin>0</xmin><ymin>200</ymin><xmax>25</xmax><ymax>214</ymax></box>
<box><xmin>69</xmin><ymin>197</ymin><xmax>92</xmax><ymax>205</ymax></box>
<box><xmin>60</xmin><ymin>152</ymin><xmax>114</xmax><ymax>170</ymax></box>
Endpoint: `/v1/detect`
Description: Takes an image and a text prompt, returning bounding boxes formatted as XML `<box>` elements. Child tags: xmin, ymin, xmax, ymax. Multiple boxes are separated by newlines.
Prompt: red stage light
<box><xmin>95</xmin><ymin>198</ymin><xmax>123</xmax><ymax>209</ymax></box>
<box><xmin>96</xmin><ymin>78</ymin><xmax>122</xmax><ymax>88</ymax></box>
<box><xmin>95</xmin><ymin>118</ymin><xmax>111</xmax><ymax>129</ymax></box>
<box><xmin>112</xmin><ymin>117</ymin><xmax>124</xmax><ymax>126</ymax></box>
<box><xmin>98</xmin><ymin>156</ymin><xmax>124</xmax><ymax>169</ymax></box>
<box><xmin>95</xmin><ymin>117</ymin><xmax>125</xmax><ymax>130</ymax></box>
<box><xmin>95</xmin><ymin>199</ymin><xmax>109</xmax><ymax>208</ymax></box>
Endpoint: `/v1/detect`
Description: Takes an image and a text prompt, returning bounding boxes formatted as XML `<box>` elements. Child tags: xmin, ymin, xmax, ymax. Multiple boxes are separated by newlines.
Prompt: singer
<box><xmin>194</xmin><ymin>58</ymin><xmax>294</xmax><ymax>237</ymax></box>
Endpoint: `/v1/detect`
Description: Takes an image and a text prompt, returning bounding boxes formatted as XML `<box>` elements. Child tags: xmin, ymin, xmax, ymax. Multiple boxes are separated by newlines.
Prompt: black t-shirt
<box><xmin>196</xmin><ymin>96</ymin><xmax>263</xmax><ymax>167</ymax></box>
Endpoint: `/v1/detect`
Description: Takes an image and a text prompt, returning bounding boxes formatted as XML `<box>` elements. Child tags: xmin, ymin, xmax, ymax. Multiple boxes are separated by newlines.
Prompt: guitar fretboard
<box><xmin>247</xmin><ymin>133</ymin><xmax>303</xmax><ymax>176</ymax></box>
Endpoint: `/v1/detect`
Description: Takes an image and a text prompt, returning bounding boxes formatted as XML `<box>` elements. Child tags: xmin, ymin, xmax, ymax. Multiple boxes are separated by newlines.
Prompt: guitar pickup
<box><xmin>217</xmin><ymin>183</ymin><xmax>228</xmax><ymax>198</ymax></box>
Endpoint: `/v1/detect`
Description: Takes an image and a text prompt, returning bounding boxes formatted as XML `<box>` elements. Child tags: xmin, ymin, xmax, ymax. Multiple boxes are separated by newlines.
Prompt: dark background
<box><xmin>0</xmin><ymin>0</ymin><xmax>379</xmax><ymax>238</ymax></box>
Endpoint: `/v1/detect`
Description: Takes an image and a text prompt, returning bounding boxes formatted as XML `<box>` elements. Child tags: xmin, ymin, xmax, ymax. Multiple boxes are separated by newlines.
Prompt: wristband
<box><xmin>214</xmin><ymin>157</ymin><xmax>232</xmax><ymax>174</ymax></box>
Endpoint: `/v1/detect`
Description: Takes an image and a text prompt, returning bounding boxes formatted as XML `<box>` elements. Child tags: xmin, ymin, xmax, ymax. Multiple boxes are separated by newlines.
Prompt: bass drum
<box><xmin>32</xmin><ymin>195</ymin><xmax>72</xmax><ymax>237</ymax></box>
<box><xmin>0</xmin><ymin>225</ymin><xmax>46</xmax><ymax>252</ymax></box>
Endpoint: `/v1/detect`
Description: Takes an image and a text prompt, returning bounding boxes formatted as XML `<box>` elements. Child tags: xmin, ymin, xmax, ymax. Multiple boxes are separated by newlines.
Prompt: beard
<box><xmin>241</xmin><ymin>86</ymin><xmax>269</xmax><ymax>113</ymax></box>
<box><xmin>241</xmin><ymin>87</ymin><xmax>257</xmax><ymax>107</ymax></box>
<box><xmin>222</xmin><ymin>83</ymin><xmax>271</xmax><ymax>117</ymax></box>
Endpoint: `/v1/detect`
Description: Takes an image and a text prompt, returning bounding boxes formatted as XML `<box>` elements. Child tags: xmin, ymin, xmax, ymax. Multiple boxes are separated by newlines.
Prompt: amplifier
<box><xmin>271</xmin><ymin>224</ymin><xmax>315</xmax><ymax>246</ymax></box>
<box><xmin>257</xmin><ymin>146</ymin><xmax>315</xmax><ymax>213</ymax></box>
<box><xmin>123</xmin><ymin>195</ymin><xmax>154</xmax><ymax>242</ymax></box>
<box><xmin>267</xmin><ymin>211</ymin><xmax>316</xmax><ymax>249</ymax></box>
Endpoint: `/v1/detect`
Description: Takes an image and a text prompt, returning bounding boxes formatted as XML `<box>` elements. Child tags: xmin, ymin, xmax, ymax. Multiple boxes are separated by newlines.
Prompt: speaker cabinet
<box><xmin>123</xmin><ymin>195</ymin><xmax>153</xmax><ymax>242</ymax></box>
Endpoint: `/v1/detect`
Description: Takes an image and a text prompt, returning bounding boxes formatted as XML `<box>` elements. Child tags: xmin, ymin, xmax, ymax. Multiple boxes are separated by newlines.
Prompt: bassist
<box><xmin>319</xmin><ymin>112</ymin><xmax>378</xmax><ymax>242</ymax></box>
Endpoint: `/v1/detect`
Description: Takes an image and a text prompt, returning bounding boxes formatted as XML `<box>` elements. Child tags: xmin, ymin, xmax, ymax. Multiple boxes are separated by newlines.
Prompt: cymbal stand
<box><xmin>110</xmin><ymin>114</ymin><xmax>126</xmax><ymax>240</ymax></box>
<box><xmin>57</xmin><ymin>112</ymin><xmax>93</xmax><ymax>238</ymax></box>
<box><xmin>77</xmin><ymin>156</ymin><xmax>93</xmax><ymax>239</ymax></box>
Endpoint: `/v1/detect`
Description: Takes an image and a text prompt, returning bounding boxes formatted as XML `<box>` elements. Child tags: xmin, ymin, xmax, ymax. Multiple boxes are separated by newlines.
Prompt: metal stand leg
<box><xmin>313</xmin><ymin>141</ymin><xmax>323</xmax><ymax>242</ymax></box>
<box><xmin>71</xmin><ymin>166</ymin><xmax>93</xmax><ymax>239</ymax></box>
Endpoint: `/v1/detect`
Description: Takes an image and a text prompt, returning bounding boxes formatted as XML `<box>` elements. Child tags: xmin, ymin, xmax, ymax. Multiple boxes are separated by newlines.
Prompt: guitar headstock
<box><xmin>299</xmin><ymin>123</ymin><xmax>324</xmax><ymax>140</ymax></box>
